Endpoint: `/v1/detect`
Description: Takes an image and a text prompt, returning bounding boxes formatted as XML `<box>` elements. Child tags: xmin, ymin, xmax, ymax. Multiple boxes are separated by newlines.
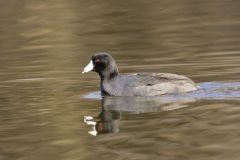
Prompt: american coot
<box><xmin>82</xmin><ymin>53</ymin><xmax>198</xmax><ymax>96</ymax></box>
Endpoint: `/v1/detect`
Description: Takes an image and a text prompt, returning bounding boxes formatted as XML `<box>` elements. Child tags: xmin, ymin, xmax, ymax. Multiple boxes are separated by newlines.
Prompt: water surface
<box><xmin>0</xmin><ymin>0</ymin><xmax>240</xmax><ymax>160</ymax></box>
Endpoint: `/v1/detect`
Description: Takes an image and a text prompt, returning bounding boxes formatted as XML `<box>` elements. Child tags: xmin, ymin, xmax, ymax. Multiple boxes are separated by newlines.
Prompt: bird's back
<box><xmin>103</xmin><ymin>73</ymin><xmax>198</xmax><ymax>96</ymax></box>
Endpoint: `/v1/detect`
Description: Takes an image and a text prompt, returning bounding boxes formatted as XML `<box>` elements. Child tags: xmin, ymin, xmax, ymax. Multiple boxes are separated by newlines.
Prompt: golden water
<box><xmin>0</xmin><ymin>0</ymin><xmax>240</xmax><ymax>160</ymax></box>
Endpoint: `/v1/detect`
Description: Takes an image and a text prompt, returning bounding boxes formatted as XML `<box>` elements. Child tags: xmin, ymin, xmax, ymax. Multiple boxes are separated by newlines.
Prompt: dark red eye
<box><xmin>95</xmin><ymin>59</ymin><xmax>100</xmax><ymax>63</ymax></box>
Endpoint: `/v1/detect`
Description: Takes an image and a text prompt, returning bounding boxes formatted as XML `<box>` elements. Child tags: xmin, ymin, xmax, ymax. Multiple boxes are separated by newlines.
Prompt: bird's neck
<box><xmin>99</xmin><ymin>66</ymin><xmax>119</xmax><ymax>81</ymax></box>
<box><xmin>99</xmin><ymin>67</ymin><xmax>119</xmax><ymax>96</ymax></box>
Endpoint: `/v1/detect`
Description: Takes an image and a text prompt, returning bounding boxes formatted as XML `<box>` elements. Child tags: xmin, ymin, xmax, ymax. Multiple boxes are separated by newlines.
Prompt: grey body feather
<box><xmin>102</xmin><ymin>73</ymin><xmax>198</xmax><ymax>96</ymax></box>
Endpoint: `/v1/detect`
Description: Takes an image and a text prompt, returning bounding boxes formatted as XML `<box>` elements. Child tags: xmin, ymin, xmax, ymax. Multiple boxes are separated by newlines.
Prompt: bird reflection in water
<box><xmin>84</xmin><ymin>99</ymin><xmax>121</xmax><ymax>136</ymax></box>
<box><xmin>84</xmin><ymin>95</ymin><xmax>196</xmax><ymax>136</ymax></box>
